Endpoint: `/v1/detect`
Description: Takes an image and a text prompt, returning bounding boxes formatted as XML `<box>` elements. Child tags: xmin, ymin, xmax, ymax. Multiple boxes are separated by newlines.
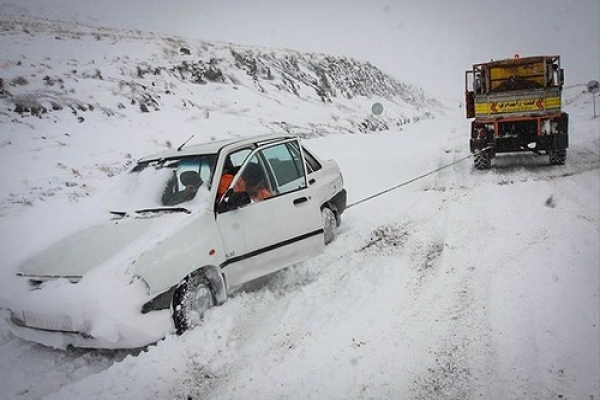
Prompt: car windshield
<box><xmin>111</xmin><ymin>154</ymin><xmax>217</xmax><ymax>212</ymax></box>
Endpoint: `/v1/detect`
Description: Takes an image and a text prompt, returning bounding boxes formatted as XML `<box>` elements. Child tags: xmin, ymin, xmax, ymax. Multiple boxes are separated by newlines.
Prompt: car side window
<box><xmin>262</xmin><ymin>141</ymin><xmax>307</xmax><ymax>194</ymax></box>
<box><xmin>302</xmin><ymin>146</ymin><xmax>322</xmax><ymax>173</ymax></box>
<box><xmin>228</xmin><ymin>148</ymin><xmax>252</xmax><ymax>170</ymax></box>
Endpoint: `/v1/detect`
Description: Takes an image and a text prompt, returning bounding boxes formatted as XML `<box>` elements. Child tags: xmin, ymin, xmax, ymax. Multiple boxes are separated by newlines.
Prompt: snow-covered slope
<box><xmin>0</xmin><ymin>14</ymin><xmax>598</xmax><ymax>400</ymax></box>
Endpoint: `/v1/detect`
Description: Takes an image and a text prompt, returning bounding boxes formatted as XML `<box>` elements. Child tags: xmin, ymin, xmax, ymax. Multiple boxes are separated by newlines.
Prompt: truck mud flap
<box><xmin>552</xmin><ymin>133</ymin><xmax>569</xmax><ymax>150</ymax></box>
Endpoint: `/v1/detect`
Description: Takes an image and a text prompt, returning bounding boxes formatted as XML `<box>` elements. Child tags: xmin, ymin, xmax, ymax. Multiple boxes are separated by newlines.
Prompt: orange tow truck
<box><xmin>465</xmin><ymin>55</ymin><xmax>569</xmax><ymax>169</ymax></box>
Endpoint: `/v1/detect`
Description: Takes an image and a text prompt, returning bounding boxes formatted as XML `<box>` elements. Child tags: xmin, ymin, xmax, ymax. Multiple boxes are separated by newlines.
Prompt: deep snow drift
<box><xmin>0</xmin><ymin>13</ymin><xmax>599</xmax><ymax>400</ymax></box>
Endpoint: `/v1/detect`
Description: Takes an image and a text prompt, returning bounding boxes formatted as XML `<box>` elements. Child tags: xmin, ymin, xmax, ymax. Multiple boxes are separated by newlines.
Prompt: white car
<box><xmin>3</xmin><ymin>134</ymin><xmax>346</xmax><ymax>349</ymax></box>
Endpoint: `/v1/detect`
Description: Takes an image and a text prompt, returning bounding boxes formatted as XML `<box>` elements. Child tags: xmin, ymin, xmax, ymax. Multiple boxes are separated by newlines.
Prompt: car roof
<box><xmin>137</xmin><ymin>133</ymin><xmax>296</xmax><ymax>163</ymax></box>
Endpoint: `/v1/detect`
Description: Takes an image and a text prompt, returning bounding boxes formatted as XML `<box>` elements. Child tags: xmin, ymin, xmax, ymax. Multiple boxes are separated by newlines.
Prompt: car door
<box><xmin>216</xmin><ymin>139</ymin><xmax>324</xmax><ymax>289</ymax></box>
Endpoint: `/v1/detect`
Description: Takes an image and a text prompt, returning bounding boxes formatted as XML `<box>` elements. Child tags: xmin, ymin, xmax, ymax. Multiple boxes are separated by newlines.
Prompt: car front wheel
<box><xmin>172</xmin><ymin>271</ymin><xmax>215</xmax><ymax>335</ymax></box>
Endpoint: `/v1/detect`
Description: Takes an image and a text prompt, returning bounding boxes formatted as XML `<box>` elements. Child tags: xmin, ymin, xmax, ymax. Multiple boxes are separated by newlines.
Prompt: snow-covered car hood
<box><xmin>18</xmin><ymin>211</ymin><xmax>193</xmax><ymax>280</ymax></box>
<box><xmin>6</xmin><ymin>208</ymin><xmax>216</xmax><ymax>350</ymax></box>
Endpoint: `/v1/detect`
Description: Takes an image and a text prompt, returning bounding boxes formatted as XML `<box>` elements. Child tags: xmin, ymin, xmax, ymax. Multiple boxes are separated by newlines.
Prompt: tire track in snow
<box><xmin>406</xmin><ymin>139</ymin><xmax>491</xmax><ymax>399</ymax></box>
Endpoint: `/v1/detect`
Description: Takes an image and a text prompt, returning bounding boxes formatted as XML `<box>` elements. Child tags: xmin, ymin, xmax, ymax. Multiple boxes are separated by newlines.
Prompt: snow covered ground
<box><xmin>0</xmin><ymin>13</ymin><xmax>599</xmax><ymax>400</ymax></box>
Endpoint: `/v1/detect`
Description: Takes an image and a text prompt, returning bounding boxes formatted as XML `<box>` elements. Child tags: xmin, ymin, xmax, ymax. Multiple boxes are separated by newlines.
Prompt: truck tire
<box><xmin>172</xmin><ymin>271</ymin><xmax>215</xmax><ymax>335</ymax></box>
<box><xmin>549</xmin><ymin>149</ymin><xmax>566</xmax><ymax>165</ymax></box>
<box><xmin>474</xmin><ymin>152</ymin><xmax>491</xmax><ymax>170</ymax></box>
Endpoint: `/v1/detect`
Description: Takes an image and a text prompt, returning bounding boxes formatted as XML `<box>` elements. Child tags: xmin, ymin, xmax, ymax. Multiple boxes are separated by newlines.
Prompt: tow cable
<box><xmin>346</xmin><ymin>152</ymin><xmax>475</xmax><ymax>210</ymax></box>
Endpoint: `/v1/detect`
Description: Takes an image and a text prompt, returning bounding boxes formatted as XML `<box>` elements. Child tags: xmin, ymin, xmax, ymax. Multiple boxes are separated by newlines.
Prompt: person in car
<box><xmin>162</xmin><ymin>170</ymin><xmax>202</xmax><ymax>205</ymax></box>
<box><xmin>217</xmin><ymin>158</ymin><xmax>241</xmax><ymax>200</ymax></box>
<box><xmin>218</xmin><ymin>161</ymin><xmax>271</xmax><ymax>202</ymax></box>
<box><xmin>241</xmin><ymin>163</ymin><xmax>272</xmax><ymax>202</ymax></box>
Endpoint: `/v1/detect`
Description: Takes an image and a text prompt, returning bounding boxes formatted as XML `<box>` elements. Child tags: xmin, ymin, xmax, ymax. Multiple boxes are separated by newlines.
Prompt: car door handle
<box><xmin>308</xmin><ymin>178</ymin><xmax>316</xmax><ymax>185</ymax></box>
<box><xmin>293</xmin><ymin>197</ymin><xmax>308</xmax><ymax>205</ymax></box>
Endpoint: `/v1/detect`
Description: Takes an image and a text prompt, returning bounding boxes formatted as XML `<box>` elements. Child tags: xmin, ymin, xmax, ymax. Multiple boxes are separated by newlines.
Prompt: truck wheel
<box><xmin>549</xmin><ymin>149</ymin><xmax>566</xmax><ymax>165</ymax></box>
<box><xmin>172</xmin><ymin>271</ymin><xmax>215</xmax><ymax>335</ymax></box>
<box><xmin>474</xmin><ymin>152</ymin><xmax>491</xmax><ymax>170</ymax></box>
<box><xmin>322</xmin><ymin>207</ymin><xmax>337</xmax><ymax>245</ymax></box>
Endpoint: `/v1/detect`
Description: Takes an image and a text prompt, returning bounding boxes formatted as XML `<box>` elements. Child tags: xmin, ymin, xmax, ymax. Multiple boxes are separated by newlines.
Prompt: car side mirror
<box><xmin>217</xmin><ymin>189</ymin><xmax>251</xmax><ymax>213</ymax></box>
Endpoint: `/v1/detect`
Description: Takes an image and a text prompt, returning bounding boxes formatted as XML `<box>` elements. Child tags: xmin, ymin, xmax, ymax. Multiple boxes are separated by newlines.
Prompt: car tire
<box><xmin>322</xmin><ymin>207</ymin><xmax>337</xmax><ymax>245</ymax></box>
<box><xmin>172</xmin><ymin>271</ymin><xmax>215</xmax><ymax>335</ymax></box>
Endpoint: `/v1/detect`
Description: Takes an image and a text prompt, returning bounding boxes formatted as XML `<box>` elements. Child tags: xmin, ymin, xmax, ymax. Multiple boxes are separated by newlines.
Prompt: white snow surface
<box><xmin>0</xmin><ymin>13</ymin><xmax>599</xmax><ymax>400</ymax></box>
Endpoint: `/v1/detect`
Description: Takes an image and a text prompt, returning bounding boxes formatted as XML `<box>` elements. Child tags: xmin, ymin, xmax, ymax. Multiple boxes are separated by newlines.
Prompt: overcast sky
<box><xmin>2</xmin><ymin>0</ymin><xmax>599</xmax><ymax>100</ymax></box>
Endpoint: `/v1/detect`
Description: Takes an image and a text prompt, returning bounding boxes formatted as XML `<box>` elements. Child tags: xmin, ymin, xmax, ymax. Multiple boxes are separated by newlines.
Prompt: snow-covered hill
<box><xmin>0</xmin><ymin>13</ymin><xmax>599</xmax><ymax>400</ymax></box>
<box><xmin>0</xmin><ymin>14</ymin><xmax>438</xmax><ymax>123</ymax></box>
<box><xmin>1</xmin><ymin>14</ymin><xmax>438</xmax><ymax>121</ymax></box>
